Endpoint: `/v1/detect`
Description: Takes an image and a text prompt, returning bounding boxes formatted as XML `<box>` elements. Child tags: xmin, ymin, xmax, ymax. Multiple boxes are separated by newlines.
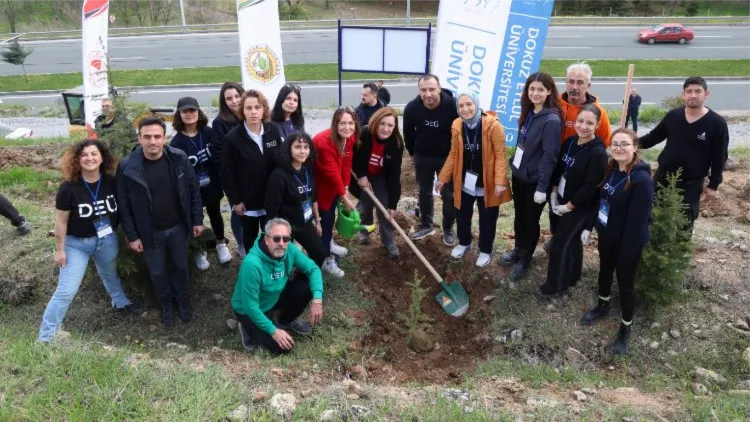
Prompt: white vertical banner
<box><xmin>236</xmin><ymin>0</ymin><xmax>286</xmax><ymax>98</ymax></box>
<box><xmin>81</xmin><ymin>0</ymin><xmax>110</xmax><ymax>131</ymax></box>
<box><xmin>432</xmin><ymin>0</ymin><xmax>554</xmax><ymax>146</ymax></box>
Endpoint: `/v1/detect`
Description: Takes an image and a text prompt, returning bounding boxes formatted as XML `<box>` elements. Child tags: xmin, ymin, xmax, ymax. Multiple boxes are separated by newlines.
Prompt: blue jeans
<box><xmin>38</xmin><ymin>234</ymin><xmax>131</xmax><ymax>342</ymax></box>
<box><xmin>319</xmin><ymin>196</ymin><xmax>338</xmax><ymax>256</ymax></box>
<box><xmin>142</xmin><ymin>225</ymin><xmax>190</xmax><ymax>306</ymax></box>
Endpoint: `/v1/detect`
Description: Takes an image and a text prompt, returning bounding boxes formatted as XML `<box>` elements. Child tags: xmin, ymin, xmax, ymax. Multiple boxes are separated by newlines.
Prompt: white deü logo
<box><xmin>78</xmin><ymin>194</ymin><xmax>117</xmax><ymax>218</ymax></box>
<box><xmin>188</xmin><ymin>147</ymin><xmax>212</xmax><ymax>166</ymax></box>
<box><xmin>425</xmin><ymin>120</ymin><xmax>440</xmax><ymax>128</ymax></box>
<box><xmin>369</xmin><ymin>153</ymin><xmax>383</xmax><ymax>167</ymax></box>
<box><xmin>697</xmin><ymin>132</ymin><xmax>707</xmax><ymax>141</ymax></box>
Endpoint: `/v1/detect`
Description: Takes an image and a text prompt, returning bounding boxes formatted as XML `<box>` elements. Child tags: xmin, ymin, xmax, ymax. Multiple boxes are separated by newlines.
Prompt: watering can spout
<box><xmin>335</xmin><ymin>203</ymin><xmax>376</xmax><ymax>239</ymax></box>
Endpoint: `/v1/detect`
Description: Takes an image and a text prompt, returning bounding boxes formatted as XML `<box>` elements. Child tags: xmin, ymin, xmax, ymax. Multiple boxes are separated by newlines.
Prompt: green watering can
<box><xmin>335</xmin><ymin>202</ymin><xmax>376</xmax><ymax>239</ymax></box>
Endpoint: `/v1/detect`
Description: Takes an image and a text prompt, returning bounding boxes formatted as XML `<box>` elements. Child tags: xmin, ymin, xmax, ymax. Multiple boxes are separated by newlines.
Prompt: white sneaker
<box><xmin>322</xmin><ymin>256</ymin><xmax>345</xmax><ymax>278</ymax></box>
<box><xmin>195</xmin><ymin>251</ymin><xmax>210</xmax><ymax>271</ymax></box>
<box><xmin>330</xmin><ymin>240</ymin><xmax>348</xmax><ymax>258</ymax></box>
<box><xmin>451</xmin><ymin>244</ymin><xmax>470</xmax><ymax>259</ymax></box>
<box><xmin>476</xmin><ymin>252</ymin><xmax>491</xmax><ymax>268</ymax></box>
<box><xmin>216</xmin><ymin>243</ymin><xmax>232</xmax><ymax>264</ymax></box>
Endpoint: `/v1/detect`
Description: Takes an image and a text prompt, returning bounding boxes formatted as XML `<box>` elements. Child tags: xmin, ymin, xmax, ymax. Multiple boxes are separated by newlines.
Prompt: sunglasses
<box><xmin>285</xmin><ymin>84</ymin><xmax>301</xmax><ymax>93</ymax></box>
<box><xmin>267</xmin><ymin>234</ymin><xmax>292</xmax><ymax>244</ymax></box>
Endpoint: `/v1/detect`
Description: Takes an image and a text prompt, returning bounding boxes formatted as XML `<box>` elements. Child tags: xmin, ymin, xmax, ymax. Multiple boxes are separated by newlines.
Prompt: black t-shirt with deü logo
<box><xmin>55</xmin><ymin>174</ymin><xmax>119</xmax><ymax>238</ymax></box>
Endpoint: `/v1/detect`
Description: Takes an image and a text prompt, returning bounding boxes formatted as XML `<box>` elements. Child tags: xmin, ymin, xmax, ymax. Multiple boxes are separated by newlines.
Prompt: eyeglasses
<box><xmin>267</xmin><ymin>235</ymin><xmax>292</xmax><ymax>244</ymax></box>
<box><xmin>611</xmin><ymin>142</ymin><xmax>633</xmax><ymax>149</ymax></box>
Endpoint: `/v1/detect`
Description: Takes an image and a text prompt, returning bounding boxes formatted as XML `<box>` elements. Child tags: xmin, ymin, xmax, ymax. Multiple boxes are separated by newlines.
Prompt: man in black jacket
<box><xmin>116</xmin><ymin>117</ymin><xmax>205</xmax><ymax>327</ymax></box>
<box><xmin>403</xmin><ymin>74</ymin><xmax>459</xmax><ymax>245</ymax></box>
<box><xmin>355</xmin><ymin>82</ymin><xmax>385</xmax><ymax>127</ymax></box>
<box><xmin>376</xmin><ymin>80</ymin><xmax>391</xmax><ymax>105</ymax></box>
<box><xmin>625</xmin><ymin>88</ymin><xmax>642</xmax><ymax>133</ymax></box>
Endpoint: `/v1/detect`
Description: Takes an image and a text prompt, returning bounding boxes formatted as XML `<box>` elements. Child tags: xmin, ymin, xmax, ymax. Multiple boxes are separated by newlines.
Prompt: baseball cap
<box><xmin>177</xmin><ymin>97</ymin><xmax>200</xmax><ymax>111</ymax></box>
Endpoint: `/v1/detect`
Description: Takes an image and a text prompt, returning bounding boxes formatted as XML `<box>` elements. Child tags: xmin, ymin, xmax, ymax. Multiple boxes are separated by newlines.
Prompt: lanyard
<box><xmin>464</xmin><ymin>124</ymin><xmax>479</xmax><ymax>171</ymax></box>
<box><xmin>519</xmin><ymin>111</ymin><xmax>535</xmax><ymax>146</ymax></box>
<box><xmin>563</xmin><ymin>139</ymin><xmax>592</xmax><ymax>174</ymax></box>
<box><xmin>292</xmin><ymin>168</ymin><xmax>310</xmax><ymax>199</ymax></box>
<box><xmin>187</xmin><ymin>132</ymin><xmax>203</xmax><ymax>152</ymax></box>
<box><xmin>603</xmin><ymin>172</ymin><xmax>628</xmax><ymax>199</ymax></box>
<box><xmin>83</xmin><ymin>176</ymin><xmax>102</xmax><ymax>203</ymax></box>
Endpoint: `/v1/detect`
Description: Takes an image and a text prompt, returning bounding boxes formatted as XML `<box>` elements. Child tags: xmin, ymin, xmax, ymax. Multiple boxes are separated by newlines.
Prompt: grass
<box><xmin>0</xmin><ymin>167</ymin><xmax>59</xmax><ymax>196</ymax></box>
<box><xmin>1</xmin><ymin>60</ymin><xmax>748</xmax><ymax>93</ymax></box>
<box><xmin>0</xmin><ymin>136</ymin><xmax>71</xmax><ymax>147</ymax></box>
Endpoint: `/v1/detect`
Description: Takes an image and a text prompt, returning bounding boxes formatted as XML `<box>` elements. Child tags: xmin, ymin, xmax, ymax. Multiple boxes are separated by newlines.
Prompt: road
<box><xmin>3</xmin><ymin>78</ymin><xmax>748</xmax><ymax>112</ymax></box>
<box><xmin>2</xmin><ymin>26</ymin><xmax>748</xmax><ymax>76</ymax></box>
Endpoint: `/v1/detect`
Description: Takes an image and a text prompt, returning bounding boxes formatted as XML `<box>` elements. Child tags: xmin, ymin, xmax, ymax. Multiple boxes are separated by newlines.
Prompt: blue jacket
<box><xmin>511</xmin><ymin>107</ymin><xmax>562</xmax><ymax>192</ymax></box>
<box><xmin>116</xmin><ymin>145</ymin><xmax>204</xmax><ymax>247</ymax></box>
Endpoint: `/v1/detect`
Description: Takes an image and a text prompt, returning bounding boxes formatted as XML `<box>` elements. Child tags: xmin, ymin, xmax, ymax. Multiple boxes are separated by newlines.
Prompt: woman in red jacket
<box><xmin>313</xmin><ymin>107</ymin><xmax>358</xmax><ymax>278</ymax></box>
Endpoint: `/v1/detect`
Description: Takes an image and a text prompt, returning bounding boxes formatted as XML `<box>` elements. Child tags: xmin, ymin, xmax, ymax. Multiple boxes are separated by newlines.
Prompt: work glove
<box><xmin>533</xmin><ymin>191</ymin><xmax>547</xmax><ymax>204</ymax></box>
<box><xmin>553</xmin><ymin>204</ymin><xmax>571</xmax><ymax>217</ymax></box>
<box><xmin>550</xmin><ymin>189</ymin><xmax>560</xmax><ymax>210</ymax></box>
<box><xmin>581</xmin><ymin>229</ymin><xmax>591</xmax><ymax>246</ymax></box>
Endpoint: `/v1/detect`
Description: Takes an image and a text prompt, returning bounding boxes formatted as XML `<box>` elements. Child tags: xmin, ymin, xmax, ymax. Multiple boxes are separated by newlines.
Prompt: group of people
<box><xmin>36</xmin><ymin>61</ymin><xmax>729</xmax><ymax>357</ymax></box>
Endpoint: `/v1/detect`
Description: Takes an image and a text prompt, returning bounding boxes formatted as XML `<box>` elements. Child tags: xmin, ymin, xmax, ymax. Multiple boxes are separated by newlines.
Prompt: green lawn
<box><xmin>1</xmin><ymin>60</ymin><xmax>747</xmax><ymax>93</ymax></box>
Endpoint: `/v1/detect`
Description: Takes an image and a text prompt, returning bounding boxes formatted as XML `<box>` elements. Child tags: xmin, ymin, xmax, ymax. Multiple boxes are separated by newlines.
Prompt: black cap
<box><xmin>177</xmin><ymin>97</ymin><xmax>200</xmax><ymax>111</ymax></box>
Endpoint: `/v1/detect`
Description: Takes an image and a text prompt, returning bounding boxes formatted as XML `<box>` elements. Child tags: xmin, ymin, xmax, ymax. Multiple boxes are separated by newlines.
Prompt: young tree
<box><xmin>1</xmin><ymin>39</ymin><xmax>33</xmax><ymax>80</ymax></box>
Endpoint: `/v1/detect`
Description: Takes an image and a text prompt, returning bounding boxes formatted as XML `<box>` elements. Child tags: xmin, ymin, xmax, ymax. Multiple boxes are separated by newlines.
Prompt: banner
<box><xmin>432</xmin><ymin>0</ymin><xmax>554</xmax><ymax>146</ymax></box>
<box><xmin>81</xmin><ymin>0</ymin><xmax>110</xmax><ymax>131</ymax></box>
<box><xmin>236</xmin><ymin>0</ymin><xmax>286</xmax><ymax>98</ymax></box>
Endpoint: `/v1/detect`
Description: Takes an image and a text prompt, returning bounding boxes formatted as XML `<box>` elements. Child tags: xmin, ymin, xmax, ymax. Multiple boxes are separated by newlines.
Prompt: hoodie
<box><xmin>551</xmin><ymin>135</ymin><xmax>608</xmax><ymax>209</ymax></box>
<box><xmin>170</xmin><ymin>126</ymin><xmax>224</xmax><ymax>205</ymax></box>
<box><xmin>403</xmin><ymin>88</ymin><xmax>459</xmax><ymax>158</ymax></box>
<box><xmin>231</xmin><ymin>237</ymin><xmax>323</xmax><ymax>336</ymax></box>
<box><xmin>588</xmin><ymin>161</ymin><xmax>654</xmax><ymax>264</ymax></box>
<box><xmin>264</xmin><ymin>164</ymin><xmax>318</xmax><ymax>231</ymax></box>
<box><xmin>559</xmin><ymin>92</ymin><xmax>612</xmax><ymax>148</ymax></box>
<box><xmin>511</xmin><ymin>107</ymin><xmax>563</xmax><ymax>193</ymax></box>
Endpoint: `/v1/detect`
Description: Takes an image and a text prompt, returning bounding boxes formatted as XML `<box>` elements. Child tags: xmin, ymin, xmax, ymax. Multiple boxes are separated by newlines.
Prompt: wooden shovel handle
<box><xmin>352</xmin><ymin>171</ymin><xmax>445</xmax><ymax>284</ymax></box>
<box><xmin>619</xmin><ymin>64</ymin><xmax>635</xmax><ymax>130</ymax></box>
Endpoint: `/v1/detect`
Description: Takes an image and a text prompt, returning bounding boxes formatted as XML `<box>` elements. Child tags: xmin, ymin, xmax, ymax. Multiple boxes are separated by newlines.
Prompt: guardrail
<box><xmin>3</xmin><ymin>15</ymin><xmax>748</xmax><ymax>42</ymax></box>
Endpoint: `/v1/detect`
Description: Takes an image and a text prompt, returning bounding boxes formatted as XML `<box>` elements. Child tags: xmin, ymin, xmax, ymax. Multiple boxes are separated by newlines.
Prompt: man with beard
<box><xmin>231</xmin><ymin>218</ymin><xmax>324</xmax><ymax>355</ymax></box>
<box><xmin>639</xmin><ymin>76</ymin><xmax>729</xmax><ymax>231</ymax></box>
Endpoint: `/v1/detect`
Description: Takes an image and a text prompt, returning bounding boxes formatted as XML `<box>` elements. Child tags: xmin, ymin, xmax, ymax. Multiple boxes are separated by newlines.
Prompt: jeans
<box><xmin>142</xmin><ymin>225</ymin><xmax>190</xmax><ymax>307</ymax></box>
<box><xmin>358</xmin><ymin>175</ymin><xmax>395</xmax><ymax>247</ymax></box>
<box><xmin>38</xmin><ymin>234</ymin><xmax>131</xmax><ymax>342</ymax></box>
<box><xmin>456</xmin><ymin>190</ymin><xmax>499</xmax><ymax>254</ymax></box>
<box><xmin>319</xmin><ymin>196</ymin><xmax>338</xmax><ymax>256</ymax></box>
<box><xmin>414</xmin><ymin>155</ymin><xmax>455</xmax><ymax>230</ymax></box>
<box><xmin>0</xmin><ymin>193</ymin><xmax>24</xmax><ymax>226</ymax></box>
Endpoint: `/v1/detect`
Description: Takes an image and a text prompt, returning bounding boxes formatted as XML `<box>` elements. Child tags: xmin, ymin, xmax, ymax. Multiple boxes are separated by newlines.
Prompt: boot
<box><xmin>161</xmin><ymin>305</ymin><xmax>175</xmax><ymax>327</ymax></box>
<box><xmin>612</xmin><ymin>321</ymin><xmax>631</xmax><ymax>355</ymax></box>
<box><xmin>510</xmin><ymin>260</ymin><xmax>530</xmax><ymax>281</ymax></box>
<box><xmin>177</xmin><ymin>299</ymin><xmax>193</xmax><ymax>323</ymax></box>
<box><xmin>581</xmin><ymin>298</ymin><xmax>611</xmax><ymax>326</ymax></box>
<box><xmin>500</xmin><ymin>248</ymin><xmax>521</xmax><ymax>266</ymax></box>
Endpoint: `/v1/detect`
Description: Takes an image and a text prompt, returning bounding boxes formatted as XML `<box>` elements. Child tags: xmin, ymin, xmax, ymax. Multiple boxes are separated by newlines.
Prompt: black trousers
<box><xmin>512</xmin><ymin>177</ymin><xmax>546</xmax><ymax>261</ymax></box>
<box><xmin>241</xmin><ymin>215</ymin><xmax>268</xmax><ymax>252</ymax></box>
<box><xmin>293</xmin><ymin>222</ymin><xmax>326</xmax><ymax>267</ymax></box>
<box><xmin>598</xmin><ymin>237</ymin><xmax>643</xmax><ymax>322</ymax></box>
<box><xmin>142</xmin><ymin>225</ymin><xmax>190</xmax><ymax>306</ymax></box>
<box><xmin>543</xmin><ymin>208</ymin><xmax>588</xmax><ymax>294</ymax></box>
<box><xmin>204</xmin><ymin>200</ymin><xmax>225</xmax><ymax>241</ymax></box>
<box><xmin>235</xmin><ymin>275</ymin><xmax>312</xmax><ymax>355</ymax></box>
<box><xmin>0</xmin><ymin>194</ymin><xmax>24</xmax><ymax>226</ymax></box>
<box><xmin>625</xmin><ymin>112</ymin><xmax>639</xmax><ymax>133</ymax></box>
<box><xmin>456</xmin><ymin>190</ymin><xmax>499</xmax><ymax>254</ymax></box>
<box><xmin>653</xmin><ymin>167</ymin><xmax>702</xmax><ymax>232</ymax></box>
<box><xmin>414</xmin><ymin>155</ymin><xmax>456</xmax><ymax>230</ymax></box>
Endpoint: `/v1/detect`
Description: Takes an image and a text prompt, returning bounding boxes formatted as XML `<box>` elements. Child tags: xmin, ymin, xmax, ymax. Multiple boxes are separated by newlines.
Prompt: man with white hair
<box><xmin>231</xmin><ymin>218</ymin><xmax>324</xmax><ymax>355</ymax></box>
<box><xmin>560</xmin><ymin>62</ymin><xmax>612</xmax><ymax>147</ymax></box>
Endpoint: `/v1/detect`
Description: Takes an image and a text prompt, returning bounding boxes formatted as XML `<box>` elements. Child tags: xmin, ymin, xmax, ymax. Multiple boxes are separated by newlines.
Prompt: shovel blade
<box><xmin>435</xmin><ymin>281</ymin><xmax>469</xmax><ymax>317</ymax></box>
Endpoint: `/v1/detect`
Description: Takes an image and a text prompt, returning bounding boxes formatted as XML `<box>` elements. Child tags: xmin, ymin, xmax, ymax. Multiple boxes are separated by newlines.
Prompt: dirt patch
<box><xmin>353</xmin><ymin>226</ymin><xmax>508</xmax><ymax>384</ymax></box>
<box><xmin>0</xmin><ymin>144</ymin><xmax>62</xmax><ymax>172</ymax></box>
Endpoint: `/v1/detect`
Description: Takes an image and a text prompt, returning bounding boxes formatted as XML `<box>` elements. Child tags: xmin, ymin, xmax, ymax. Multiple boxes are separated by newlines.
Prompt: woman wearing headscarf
<box><xmin>437</xmin><ymin>91</ymin><xmax>511</xmax><ymax>267</ymax></box>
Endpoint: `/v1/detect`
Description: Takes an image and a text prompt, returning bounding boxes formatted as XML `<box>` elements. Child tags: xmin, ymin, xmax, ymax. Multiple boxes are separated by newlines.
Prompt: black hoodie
<box><xmin>588</xmin><ymin>161</ymin><xmax>654</xmax><ymax>264</ymax></box>
<box><xmin>403</xmin><ymin>88</ymin><xmax>459</xmax><ymax>158</ymax></box>
<box><xmin>265</xmin><ymin>163</ymin><xmax>318</xmax><ymax>231</ymax></box>
<box><xmin>551</xmin><ymin>135</ymin><xmax>608</xmax><ymax>209</ymax></box>
<box><xmin>210</xmin><ymin>114</ymin><xmax>241</xmax><ymax>169</ymax></box>
<box><xmin>511</xmin><ymin>107</ymin><xmax>563</xmax><ymax>192</ymax></box>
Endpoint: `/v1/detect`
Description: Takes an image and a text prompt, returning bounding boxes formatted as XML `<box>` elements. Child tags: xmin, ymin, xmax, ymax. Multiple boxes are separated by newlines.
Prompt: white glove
<box><xmin>533</xmin><ymin>191</ymin><xmax>547</xmax><ymax>204</ymax></box>
<box><xmin>553</xmin><ymin>204</ymin><xmax>571</xmax><ymax>216</ymax></box>
<box><xmin>581</xmin><ymin>229</ymin><xmax>591</xmax><ymax>246</ymax></box>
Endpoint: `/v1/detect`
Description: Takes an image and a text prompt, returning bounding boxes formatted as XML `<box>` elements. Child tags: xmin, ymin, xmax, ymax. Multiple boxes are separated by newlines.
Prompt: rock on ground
<box><xmin>693</xmin><ymin>367</ymin><xmax>728</xmax><ymax>388</ymax></box>
<box><xmin>269</xmin><ymin>393</ymin><xmax>297</xmax><ymax>418</ymax></box>
<box><xmin>320</xmin><ymin>409</ymin><xmax>339</xmax><ymax>421</ymax></box>
<box><xmin>691</xmin><ymin>383</ymin><xmax>708</xmax><ymax>396</ymax></box>
<box><xmin>227</xmin><ymin>404</ymin><xmax>249</xmax><ymax>421</ymax></box>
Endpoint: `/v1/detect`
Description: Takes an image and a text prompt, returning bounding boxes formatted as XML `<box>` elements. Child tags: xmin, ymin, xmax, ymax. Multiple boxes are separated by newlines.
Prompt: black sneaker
<box><xmin>510</xmin><ymin>260</ymin><xmax>530</xmax><ymax>281</ymax></box>
<box><xmin>161</xmin><ymin>306</ymin><xmax>175</xmax><ymax>327</ymax></box>
<box><xmin>442</xmin><ymin>228</ymin><xmax>457</xmax><ymax>246</ymax></box>
<box><xmin>535</xmin><ymin>284</ymin><xmax>562</xmax><ymax>300</ymax></box>
<box><xmin>499</xmin><ymin>249</ymin><xmax>521</xmax><ymax>266</ymax></box>
<box><xmin>177</xmin><ymin>300</ymin><xmax>193</xmax><ymax>323</ymax></box>
<box><xmin>410</xmin><ymin>225</ymin><xmax>435</xmax><ymax>240</ymax></box>
<box><xmin>17</xmin><ymin>220</ymin><xmax>31</xmax><ymax>236</ymax></box>
<box><xmin>581</xmin><ymin>299</ymin><xmax>611</xmax><ymax>326</ymax></box>
<box><xmin>118</xmin><ymin>300</ymin><xmax>144</xmax><ymax>316</ymax></box>
<box><xmin>281</xmin><ymin>318</ymin><xmax>312</xmax><ymax>336</ymax></box>
<box><xmin>238</xmin><ymin>323</ymin><xmax>256</xmax><ymax>351</ymax></box>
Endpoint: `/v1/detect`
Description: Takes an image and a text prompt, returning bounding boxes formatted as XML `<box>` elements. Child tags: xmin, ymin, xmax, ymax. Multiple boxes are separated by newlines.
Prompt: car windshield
<box><xmin>651</xmin><ymin>25</ymin><xmax>664</xmax><ymax>32</ymax></box>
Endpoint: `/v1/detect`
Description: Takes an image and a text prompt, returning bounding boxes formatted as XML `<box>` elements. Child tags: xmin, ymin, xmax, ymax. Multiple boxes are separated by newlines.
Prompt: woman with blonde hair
<box><xmin>437</xmin><ymin>91</ymin><xmax>511</xmax><ymax>267</ymax></box>
<box><xmin>39</xmin><ymin>139</ymin><xmax>142</xmax><ymax>343</ymax></box>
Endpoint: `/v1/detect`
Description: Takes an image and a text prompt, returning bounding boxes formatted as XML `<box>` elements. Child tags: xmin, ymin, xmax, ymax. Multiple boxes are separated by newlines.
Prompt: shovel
<box><xmin>351</xmin><ymin>171</ymin><xmax>469</xmax><ymax>317</ymax></box>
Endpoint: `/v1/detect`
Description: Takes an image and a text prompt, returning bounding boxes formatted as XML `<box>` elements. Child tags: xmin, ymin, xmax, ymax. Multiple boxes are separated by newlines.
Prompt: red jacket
<box><xmin>313</xmin><ymin>128</ymin><xmax>355</xmax><ymax>211</ymax></box>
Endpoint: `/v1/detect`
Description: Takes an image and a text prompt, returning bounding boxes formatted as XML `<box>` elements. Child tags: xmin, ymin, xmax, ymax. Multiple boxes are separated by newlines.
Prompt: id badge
<box><xmin>598</xmin><ymin>201</ymin><xmax>610</xmax><ymax>226</ymax></box>
<box><xmin>463</xmin><ymin>171</ymin><xmax>478</xmax><ymax>195</ymax></box>
<box><xmin>558</xmin><ymin>176</ymin><xmax>567</xmax><ymax>198</ymax></box>
<box><xmin>197</xmin><ymin>170</ymin><xmax>210</xmax><ymax>188</ymax></box>
<box><xmin>302</xmin><ymin>199</ymin><xmax>313</xmax><ymax>223</ymax></box>
<box><xmin>93</xmin><ymin>216</ymin><xmax>113</xmax><ymax>239</ymax></box>
<box><xmin>512</xmin><ymin>147</ymin><xmax>524</xmax><ymax>169</ymax></box>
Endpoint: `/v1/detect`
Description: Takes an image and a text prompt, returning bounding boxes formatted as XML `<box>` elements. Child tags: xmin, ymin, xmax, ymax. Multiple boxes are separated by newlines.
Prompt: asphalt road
<box><xmin>2</xmin><ymin>26</ymin><xmax>748</xmax><ymax>76</ymax></box>
<box><xmin>3</xmin><ymin>78</ymin><xmax>748</xmax><ymax>111</ymax></box>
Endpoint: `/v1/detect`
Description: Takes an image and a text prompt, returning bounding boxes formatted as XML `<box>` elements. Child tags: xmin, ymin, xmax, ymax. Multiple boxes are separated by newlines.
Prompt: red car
<box><xmin>637</xmin><ymin>23</ymin><xmax>695</xmax><ymax>45</ymax></box>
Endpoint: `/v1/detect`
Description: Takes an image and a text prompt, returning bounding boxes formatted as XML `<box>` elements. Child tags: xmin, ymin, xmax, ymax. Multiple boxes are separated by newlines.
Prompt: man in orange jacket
<box><xmin>559</xmin><ymin>62</ymin><xmax>612</xmax><ymax>147</ymax></box>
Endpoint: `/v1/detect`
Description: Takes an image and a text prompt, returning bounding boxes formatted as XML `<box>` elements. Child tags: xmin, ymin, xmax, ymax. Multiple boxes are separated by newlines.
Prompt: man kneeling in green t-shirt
<box><xmin>231</xmin><ymin>218</ymin><xmax>324</xmax><ymax>354</ymax></box>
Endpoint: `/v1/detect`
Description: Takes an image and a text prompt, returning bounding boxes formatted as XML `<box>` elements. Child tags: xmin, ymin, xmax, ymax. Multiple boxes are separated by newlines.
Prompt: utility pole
<box><xmin>406</xmin><ymin>0</ymin><xmax>411</xmax><ymax>25</ymax></box>
<box><xmin>178</xmin><ymin>0</ymin><xmax>187</xmax><ymax>28</ymax></box>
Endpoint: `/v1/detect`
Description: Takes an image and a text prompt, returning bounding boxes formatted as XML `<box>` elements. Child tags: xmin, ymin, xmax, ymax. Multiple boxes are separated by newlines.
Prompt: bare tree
<box><xmin>132</xmin><ymin>0</ymin><xmax>149</xmax><ymax>26</ymax></box>
<box><xmin>0</xmin><ymin>0</ymin><xmax>20</xmax><ymax>33</ymax></box>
